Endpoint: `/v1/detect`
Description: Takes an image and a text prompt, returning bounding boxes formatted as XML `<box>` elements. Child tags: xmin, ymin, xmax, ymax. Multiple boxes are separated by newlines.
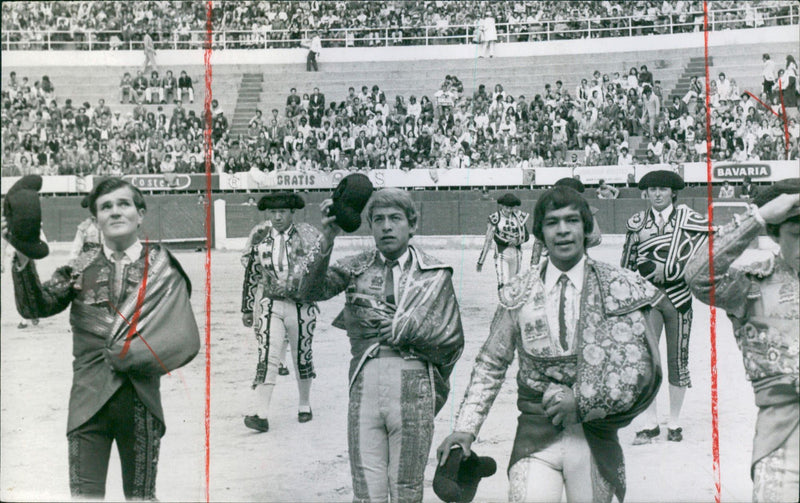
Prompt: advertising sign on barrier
<box><xmin>221</xmin><ymin>168</ymin><xmax>527</xmax><ymax>190</ymax></box>
<box><xmin>122</xmin><ymin>174</ymin><xmax>219</xmax><ymax>191</ymax></box>
<box><xmin>573</xmin><ymin>165</ymin><xmax>633</xmax><ymax>185</ymax></box>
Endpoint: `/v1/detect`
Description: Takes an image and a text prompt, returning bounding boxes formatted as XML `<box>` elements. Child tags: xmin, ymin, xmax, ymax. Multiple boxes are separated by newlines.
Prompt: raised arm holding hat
<box><xmin>686</xmin><ymin>179</ymin><xmax>799</xmax><ymax>502</ymax></box>
<box><xmin>478</xmin><ymin>193</ymin><xmax>530</xmax><ymax>291</ymax></box>
<box><xmin>297</xmin><ymin>188</ymin><xmax>464</xmax><ymax>502</ymax></box>
<box><xmin>6</xmin><ymin>177</ymin><xmax>199</xmax><ymax>499</ymax></box>
<box><xmin>621</xmin><ymin>169</ymin><xmax>710</xmax><ymax>444</ymax></box>
<box><xmin>240</xmin><ymin>191</ymin><xmax>322</xmax><ymax>432</ymax></box>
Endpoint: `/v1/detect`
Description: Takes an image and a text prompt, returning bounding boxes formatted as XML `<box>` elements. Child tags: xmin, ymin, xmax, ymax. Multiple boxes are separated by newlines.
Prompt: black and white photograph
<box><xmin>1</xmin><ymin>1</ymin><xmax>798</xmax><ymax>501</ymax></box>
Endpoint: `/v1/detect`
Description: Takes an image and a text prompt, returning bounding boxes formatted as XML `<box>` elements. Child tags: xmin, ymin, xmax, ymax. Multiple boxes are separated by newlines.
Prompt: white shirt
<box><xmin>270</xmin><ymin>225</ymin><xmax>292</xmax><ymax>282</ymax></box>
<box><xmin>380</xmin><ymin>247</ymin><xmax>412</xmax><ymax>303</ymax></box>
<box><xmin>104</xmin><ymin>240</ymin><xmax>143</xmax><ymax>298</ymax></box>
<box><xmin>652</xmin><ymin>204</ymin><xmax>674</xmax><ymax>229</ymax></box>
<box><xmin>543</xmin><ymin>256</ymin><xmax>585</xmax><ymax>354</ymax></box>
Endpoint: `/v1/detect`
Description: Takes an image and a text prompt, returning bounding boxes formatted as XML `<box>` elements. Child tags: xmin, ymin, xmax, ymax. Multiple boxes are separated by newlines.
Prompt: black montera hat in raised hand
<box><xmin>497</xmin><ymin>193</ymin><xmax>521</xmax><ymax>207</ymax></box>
<box><xmin>433</xmin><ymin>447</ymin><xmax>497</xmax><ymax>503</ymax></box>
<box><xmin>329</xmin><ymin>173</ymin><xmax>374</xmax><ymax>233</ymax></box>
<box><xmin>554</xmin><ymin>177</ymin><xmax>585</xmax><ymax>193</ymax></box>
<box><xmin>753</xmin><ymin>178</ymin><xmax>800</xmax><ymax>220</ymax></box>
<box><xmin>3</xmin><ymin>175</ymin><xmax>49</xmax><ymax>259</ymax></box>
<box><xmin>638</xmin><ymin>170</ymin><xmax>685</xmax><ymax>191</ymax></box>
<box><xmin>258</xmin><ymin>192</ymin><xmax>305</xmax><ymax>211</ymax></box>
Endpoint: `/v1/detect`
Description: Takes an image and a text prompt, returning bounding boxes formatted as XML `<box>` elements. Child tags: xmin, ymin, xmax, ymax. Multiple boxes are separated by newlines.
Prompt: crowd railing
<box><xmin>2</xmin><ymin>3</ymin><xmax>797</xmax><ymax>51</ymax></box>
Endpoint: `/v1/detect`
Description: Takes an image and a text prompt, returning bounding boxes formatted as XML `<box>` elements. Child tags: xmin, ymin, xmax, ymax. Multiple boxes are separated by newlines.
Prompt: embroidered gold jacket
<box><xmin>297</xmin><ymin>244</ymin><xmax>464</xmax><ymax>414</ymax></box>
<box><xmin>453</xmin><ymin>259</ymin><xmax>663</xmax><ymax>501</ymax></box>
<box><xmin>241</xmin><ymin>221</ymin><xmax>322</xmax><ymax>313</ymax></box>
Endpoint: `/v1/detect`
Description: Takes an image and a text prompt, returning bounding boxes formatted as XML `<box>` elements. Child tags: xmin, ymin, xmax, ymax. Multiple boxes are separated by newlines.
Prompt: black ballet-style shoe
<box><xmin>632</xmin><ymin>425</ymin><xmax>660</xmax><ymax>445</ymax></box>
<box><xmin>244</xmin><ymin>415</ymin><xmax>269</xmax><ymax>432</ymax></box>
<box><xmin>667</xmin><ymin>427</ymin><xmax>683</xmax><ymax>442</ymax></box>
<box><xmin>298</xmin><ymin>409</ymin><xmax>313</xmax><ymax>423</ymax></box>
<box><xmin>278</xmin><ymin>364</ymin><xmax>290</xmax><ymax>376</ymax></box>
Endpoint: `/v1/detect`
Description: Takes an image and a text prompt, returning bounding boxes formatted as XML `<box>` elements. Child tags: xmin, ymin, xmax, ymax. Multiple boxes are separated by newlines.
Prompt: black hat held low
<box><xmin>433</xmin><ymin>447</ymin><xmax>497</xmax><ymax>503</ymax></box>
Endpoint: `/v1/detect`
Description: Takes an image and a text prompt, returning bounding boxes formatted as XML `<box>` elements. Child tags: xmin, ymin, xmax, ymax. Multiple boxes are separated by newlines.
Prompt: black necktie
<box><xmin>557</xmin><ymin>274</ymin><xmax>569</xmax><ymax>351</ymax></box>
<box><xmin>384</xmin><ymin>259</ymin><xmax>398</xmax><ymax>305</ymax></box>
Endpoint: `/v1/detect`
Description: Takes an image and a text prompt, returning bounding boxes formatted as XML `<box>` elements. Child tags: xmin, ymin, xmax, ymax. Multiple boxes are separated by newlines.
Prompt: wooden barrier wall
<box><xmin>37</xmin><ymin>192</ymin><xmax>748</xmax><ymax>244</ymax></box>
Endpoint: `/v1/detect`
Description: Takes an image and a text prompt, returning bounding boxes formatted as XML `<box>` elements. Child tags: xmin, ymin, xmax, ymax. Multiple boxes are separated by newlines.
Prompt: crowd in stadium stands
<box><xmin>2</xmin><ymin>49</ymin><xmax>798</xmax><ymax>178</ymax></box>
<box><xmin>1</xmin><ymin>69</ymin><xmax>213</xmax><ymax>177</ymax></box>
<box><xmin>2</xmin><ymin>1</ymin><xmax>796</xmax><ymax>50</ymax></box>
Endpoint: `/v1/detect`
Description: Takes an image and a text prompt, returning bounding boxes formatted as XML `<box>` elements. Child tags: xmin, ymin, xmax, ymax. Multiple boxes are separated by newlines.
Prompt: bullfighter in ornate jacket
<box><xmin>241</xmin><ymin>192</ymin><xmax>322</xmax><ymax>432</ymax></box>
<box><xmin>621</xmin><ymin>170</ymin><xmax>709</xmax><ymax>444</ymax></box>
<box><xmin>478</xmin><ymin>193</ymin><xmax>530</xmax><ymax>290</ymax></box>
<box><xmin>297</xmin><ymin>188</ymin><xmax>464</xmax><ymax>503</ymax></box>
<box><xmin>686</xmin><ymin>179</ymin><xmax>799</xmax><ymax>502</ymax></box>
<box><xmin>7</xmin><ymin>178</ymin><xmax>199</xmax><ymax>500</ymax></box>
<box><xmin>439</xmin><ymin>186</ymin><xmax>678</xmax><ymax>503</ymax></box>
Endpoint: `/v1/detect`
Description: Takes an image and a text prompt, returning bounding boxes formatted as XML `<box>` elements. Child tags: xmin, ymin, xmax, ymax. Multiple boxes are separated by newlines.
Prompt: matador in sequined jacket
<box><xmin>686</xmin><ymin>205</ymin><xmax>799</xmax><ymax>499</ymax></box>
<box><xmin>241</xmin><ymin>220</ymin><xmax>322</xmax><ymax>386</ymax></box>
<box><xmin>621</xmin><ymin>203</ymin><xmax>709</xmax><ymax>387</ymax></box>
<box><xmin>13</xmin><ymin>244</ymin><xmax>194</xmax><ymax>435</ymax></box>
<box><xmin>453</xmin><ymin>259</ymin><xmax>663</xmax><ymax>502</ymax></box>
<box><xmin>297</xmin><ymin>244</ymin><xmax>464</xmax><ymax>415</ymax></box>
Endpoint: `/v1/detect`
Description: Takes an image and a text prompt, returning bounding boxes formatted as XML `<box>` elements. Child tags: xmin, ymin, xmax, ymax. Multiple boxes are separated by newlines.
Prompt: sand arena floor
<box><xmin>2</xmin><ymin>242</ymin><xmax>759</xmax><ymax>502</ymax></box>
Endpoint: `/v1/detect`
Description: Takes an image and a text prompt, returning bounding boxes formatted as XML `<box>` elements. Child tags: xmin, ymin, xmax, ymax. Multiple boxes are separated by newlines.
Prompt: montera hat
<box><xmin>433</xmin><ymin>447</ymin><xmax>497</xmax><ymax>503</ymax></box>
<box><xmin>3</xmin><ymin>175</ymin><xmax>49</xmax><ymax>259</ymax></box>
<box><xmin>81</xmin><ymin>195</ymin><xmax>90</xmax><ymax>208</ymax></box>
<box><xmin>497</xmin><ymin>193</ymin><xmax>521</xmax><ymax>207</ymax></box>
<box><xmin>329</xmin><ymin>173</ymin><xmax>374</xmax><ymax>233</ymax></box>
<box><xmin>638</xmin><ymin>170</ymin><xmax>685</xmax><ymax>191</ymax></box>
<box><xmin>258</xmin><ymin>192</ymin><xmax>305</xmax><ymax>211</ymax></box>
<box><xmin>753</xmin><ymin>178</ymin><xmax>800</xmax><ymax>220</ymax></box>
<box><xmin>554</xmin><ymin>177</ymin><xmax>585</xmax><ymax>193</ymax></box>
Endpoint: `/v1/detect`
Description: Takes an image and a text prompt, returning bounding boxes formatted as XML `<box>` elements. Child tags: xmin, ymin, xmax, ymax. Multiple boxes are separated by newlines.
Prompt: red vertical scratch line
<box><xmin>778</xmin><ymin>83</ymin><xmax>791</xmax><ymax>158</ymax></box>
<box><xmin>203</xmin><ymin>1</ymin><xmax>214</xmax><ymax>502</ymax></box>
<box><xmin>119</xmin><ymin>239</ymin><xmax>149</xmax><ymax>358</ymax></box>
<box><xmin>702</xmin><ymin>3</ymin><xmax>721</xmax><ymax>502</ymax></box>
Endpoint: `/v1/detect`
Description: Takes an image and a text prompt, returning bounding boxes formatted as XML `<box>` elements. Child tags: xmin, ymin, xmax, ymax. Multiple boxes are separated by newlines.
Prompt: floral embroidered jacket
<box><xmin>12</xmin><ymin>244</ymin><xmax>194</xmax><ymax>434</ymax></box>
<box><xmin>297</xmin><ymin>244</ymin><xmax>464</xmax><ymax>415</ymax></box>
<box><xmin>685</xmin><ymin>208</ymin><xmax>799</xmax><ymax>474</ymax></box>
<box><xmin>241</xmin><ymin>221</ymin><xmax>322</xmax><ymax>313</ymax></box>
<box><xmin>453</xmin><ymin>259</ymin><xmax>663</xmax><ymax>501</ymax></box>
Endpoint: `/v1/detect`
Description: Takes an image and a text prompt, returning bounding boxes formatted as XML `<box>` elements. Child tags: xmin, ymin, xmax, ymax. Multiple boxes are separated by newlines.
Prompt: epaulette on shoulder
<box><xmin>738</xmin><ymin>254</ymin><xmax>776</xmax><ymax>279</ymax></box>
<box><xmin>676</xmin><ymin>204</ymin><xmax>710</xmax><ymax>231</ymax></box>
<box><xmin>488</xmin><ymin>212</ymin><xmax>500</xmax><ymax>225</ymax></box>
<box><xmin>626</xmin><ymin>211</ymin><xmax>646</xmax><ymax>232</ymax></box>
